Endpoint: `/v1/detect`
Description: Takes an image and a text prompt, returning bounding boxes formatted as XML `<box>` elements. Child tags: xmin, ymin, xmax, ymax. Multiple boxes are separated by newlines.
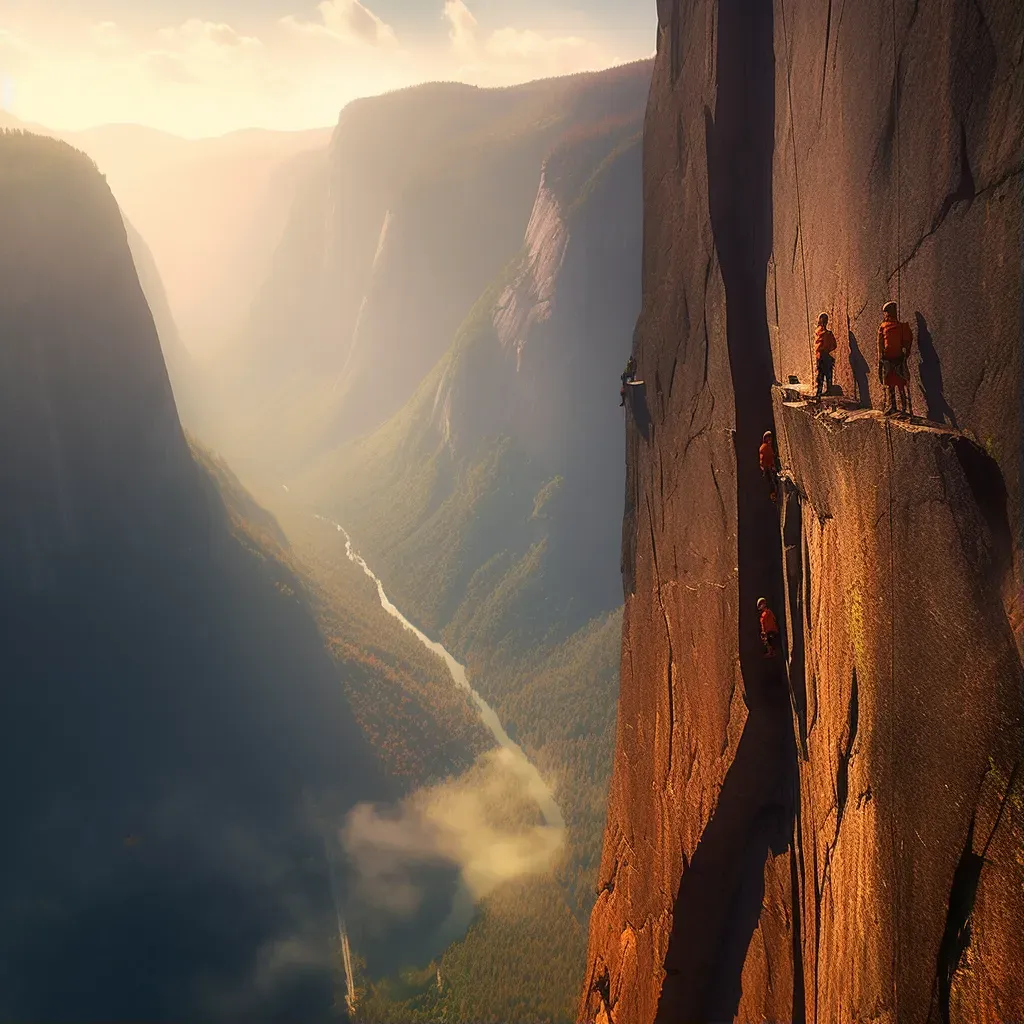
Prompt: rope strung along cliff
<box><xmin>779</xmin><ymin>0</ymin><xmax>815</xmax><ymax>378</ymax></box>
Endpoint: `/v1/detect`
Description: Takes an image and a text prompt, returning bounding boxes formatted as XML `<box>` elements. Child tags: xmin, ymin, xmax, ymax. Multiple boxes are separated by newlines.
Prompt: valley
<box><xmin>4</xmin><ymin>1</ymin><xmax>1022</xmax><ymax>1019</ymax></box>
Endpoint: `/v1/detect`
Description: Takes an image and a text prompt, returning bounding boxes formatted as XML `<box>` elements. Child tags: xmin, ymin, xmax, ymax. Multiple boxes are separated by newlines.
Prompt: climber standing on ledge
<box><xmin>877</xmin><ymin>301</ymin><xmax>914</xmax><ymax>415</ymax></box>
<box><xmin>759</xmin><ymin>430</ymin><xmax>778</xmax><ymax>503</ymax></box>
<box><xmin>813</xmin><ymin>312</ymin><xmax>837</xmax><ymax>400</ymax></box>
<box><xmin>757</xmin><ymin>598</ymin><xmax>780</xmax><ymax>658</ymax></box>
<box><xmin>619</xmin><ymin>354</ymin><xmax>637</xmax><ymax>406</ymax></box>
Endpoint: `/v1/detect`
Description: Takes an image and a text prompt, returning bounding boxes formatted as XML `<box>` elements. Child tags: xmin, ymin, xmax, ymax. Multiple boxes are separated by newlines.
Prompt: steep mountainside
<box><xmin>208</xmin><ymin>64</ymin><xmax>652</xmax><ymax>473</ymax></box>
<box><xmin>0</xmin><ymin>115</ymin><xmax>329</xmax><ymax>357</ymax></box>
<box><xmin>0</xmin><ymin>131</ymin><xmax>483</xmax><ymax>1022</ymax></box>
<box><xmin>581</xmin><ymin>2</ymin><xmax>1023</xmax><ymax>1023</ymax></box>
<box><xmin>122</xmin><ymin>214</ymin><xmax>198</xmax><ymax>425</ymax></box>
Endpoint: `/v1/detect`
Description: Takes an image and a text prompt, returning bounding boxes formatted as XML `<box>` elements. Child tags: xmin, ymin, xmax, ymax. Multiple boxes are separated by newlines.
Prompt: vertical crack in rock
<box><xmin>818</xmin><ymin>0</ymin><xmax>834</xmax><ymax>121</ymax></box>
<box><xmin>930</xmin><ymin>817</ymin><xmax>983</xmax><ymax>1024</ymax></box>
<box><xmin>646</xmin><ymin>491</ymin><xmax>676</xmax><ymax>783</ymax></box>
<box><xmin>834</xmin><ymin>668</ymin><xmax>859</xmax><ymax>842</ymax></box>
<box><xmin>655</xmin><ymin>0</ymin><xmax>801</xmax><ymax>1018</ymax></box>
<box><xmin>891</xmin><ymin>122</ymin><xmax>978</xmax><ymax>280</ymax></box>
<box><xmin>789</xmin><ymin>809</ymin><xmax>808</xmax><ymax>1024</ymax></box>
<box><xmin>783</xmin><ymin>484</ymin><xmax>809</xmax><ymax>755</ymax></box>
<box><xmin>668</xmin><ymin>1</ymin><xmax>682</xmax><ymax>85</ymax></box>
<box><xmin>950</xmin><ymin>436</ymin><xmax>1013</xmax><ymax>586</ymax></box>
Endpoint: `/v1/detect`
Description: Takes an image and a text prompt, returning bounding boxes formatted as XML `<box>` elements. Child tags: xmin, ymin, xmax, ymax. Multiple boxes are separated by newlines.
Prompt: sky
<box><xmin>0</xmin><ymin>1</ymin><xmax>656</xmax><ymax>137</ymax></box>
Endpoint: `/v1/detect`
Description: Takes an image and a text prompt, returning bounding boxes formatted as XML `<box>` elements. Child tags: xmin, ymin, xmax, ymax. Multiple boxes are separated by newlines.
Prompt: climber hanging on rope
<box><xmin>813</xmin><ymin>312</ymin><xmax>837</xmax><ymax>400</ymax></box>
<box><xmin>757</xmin><ymin>598</ymin><xmax>780</xmax><ymax>658</ymax></box>
<box><xmin>759</xmin><ymin>430</ymin><xmax>778</xmax><ymax>503</ymax></box>
<box><xmin>619</xmin><ymin>355</ymin><xmax>637</xmax><ymax>406</ymax></box>
<box><xmin>877</xmin><ymin>301</ymin><xmax>914</xmax><ymax>415</ymax></box>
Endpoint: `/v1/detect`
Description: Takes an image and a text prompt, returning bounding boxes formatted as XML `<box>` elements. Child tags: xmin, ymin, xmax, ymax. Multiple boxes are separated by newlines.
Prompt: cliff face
<box><xmin>774</xmin><ymin>400</ymin><xmax>1023</xmax><ymax>1023</ymax></box>
<box><xmin>582</xmin><ymin>2</ymin><xmax>1023</xmax><ymax>1023</ymax></box>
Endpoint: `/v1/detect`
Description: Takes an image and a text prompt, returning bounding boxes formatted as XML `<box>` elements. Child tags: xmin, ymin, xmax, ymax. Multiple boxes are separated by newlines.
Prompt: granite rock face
<box><xmin>581</xmin><ymin>1</ymin><xmax>1023</xmax><ymax>1022</ymax></box>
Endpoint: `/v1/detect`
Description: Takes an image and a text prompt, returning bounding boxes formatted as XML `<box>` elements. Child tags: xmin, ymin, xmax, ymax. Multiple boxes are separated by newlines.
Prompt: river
<box><xmin>315</xmin><ymin>515</ymin><xmax>565</xmax><ymax>832</ymax></box>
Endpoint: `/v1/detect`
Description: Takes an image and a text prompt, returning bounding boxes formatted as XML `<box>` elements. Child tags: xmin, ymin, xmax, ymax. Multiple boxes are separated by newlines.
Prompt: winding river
<box><xmin>315</xmin><ymin>516</ymin><xmax>565</xmax><ymax>832</ymax></box>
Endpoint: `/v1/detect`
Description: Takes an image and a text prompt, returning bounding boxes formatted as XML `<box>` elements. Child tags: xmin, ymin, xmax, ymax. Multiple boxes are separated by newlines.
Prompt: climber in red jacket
<box><xmin>757</xmin><ymin>597</ymin><xmax>779</xmax><ymax>657</ymax></box>
<box><xmin>877</xmin><ymin>301</ymin><xmax>914</xmax><ymax>415</ymax></box>
<box><xmin>759</xmin><ymin>430</ymin><xmax>777</xmax><ymax>503</ymax></box>
<box><xmin>814</xmin><ymin>312</ymin><xmax>838</xmax><ymax>400</ymax></box>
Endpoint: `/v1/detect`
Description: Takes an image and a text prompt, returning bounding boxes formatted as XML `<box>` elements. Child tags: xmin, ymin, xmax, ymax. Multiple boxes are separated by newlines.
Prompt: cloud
<box><xmin>443</xmin><ymin>0</ymin><xmax>477</xmax><ymax>55</ymax></box>
<box><xmin>157</xmin><ymin>19</ymin><xmax>263</xmax><ymax>57</ymax></box>
<box><xmin>441</xmin><ymin>0</ymin><xmax>611</xmax><ymax>82</ymax></box>
<box><xmin>281</xmin><ymin>0</ymin><xmax>398</xmax><ymax>48</ymax></box>
<box><xmin>136</xmin><ymin>20</ymin><xmax>266</xmax><ymax>89</ymax></box>
<box><xmin>341</xmin><ymin>748</ymin><xmax>564</xmax><ymax>929</ymax></box>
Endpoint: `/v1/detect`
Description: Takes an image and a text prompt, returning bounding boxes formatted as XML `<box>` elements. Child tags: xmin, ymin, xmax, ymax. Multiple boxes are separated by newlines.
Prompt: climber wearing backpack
<box><xmin>759</xmin><ymin>430</ymin><xmax>778</xmax><ymax>503</ymax></box>
<box><xmin>877</xmin><ymin>301</ymin><xmax>914</xmax><ymax>415</ymax></box>
<box><xmin>757</xmin><ymin>598</ymin><xmax>780</xmax><ymax>658</ymax></box>
<box><xmin>814</xmin><ymin>312</ymin><xmax>837</xmax><ymax>400</ymax></box>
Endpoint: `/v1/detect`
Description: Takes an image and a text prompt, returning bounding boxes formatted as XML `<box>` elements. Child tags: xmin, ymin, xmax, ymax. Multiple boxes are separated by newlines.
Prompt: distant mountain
<box><xmin>207</xmin><ymin>63</ymin><xmax>653</xmax><ymax>474</ymax></box>
<box><xmin>0</xmin><ymin>130</ymin><xmax>484</xmax><ymax>1022</ymax></box>
<box><xmin>0</xmin><ymin>114</ymin><xmax>331</xmax><ymax>358</ymax></box>
<box><xmin>311</xmin><ymin>120</ymin><xmax>643</xmax><ymax>654</ymax></box>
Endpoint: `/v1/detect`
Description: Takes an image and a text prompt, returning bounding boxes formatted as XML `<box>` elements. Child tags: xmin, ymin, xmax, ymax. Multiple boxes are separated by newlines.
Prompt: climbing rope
<box><xmin>779</xmin><ymin>0</ymin><xmax>816</xmax><ymax>379</ymax></box>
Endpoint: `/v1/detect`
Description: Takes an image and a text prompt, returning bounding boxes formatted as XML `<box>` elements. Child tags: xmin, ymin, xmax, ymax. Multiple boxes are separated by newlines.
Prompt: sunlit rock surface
<box><xmin>581</xmin><ymin>1</ymin><xmax>1023</xmax><ymax>1021</ymax></box>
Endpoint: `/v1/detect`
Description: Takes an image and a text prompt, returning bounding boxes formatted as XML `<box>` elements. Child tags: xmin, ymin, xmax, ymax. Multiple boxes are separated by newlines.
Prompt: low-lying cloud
<box><xmin>342</xmin><ymin>747</ymin><xmax>565</xmax><ymax>924</ymax></box>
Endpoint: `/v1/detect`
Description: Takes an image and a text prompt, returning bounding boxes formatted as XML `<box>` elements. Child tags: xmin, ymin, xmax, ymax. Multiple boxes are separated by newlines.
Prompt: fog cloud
<box><xmin>342</xmin><ymin>748</ymin><xmax>565</xmax><ymax>924</ymax></box>
<box><xmin>281</xmin><ymin>0</ymin><xmax>399</xmax><ymax>49</ymax></box>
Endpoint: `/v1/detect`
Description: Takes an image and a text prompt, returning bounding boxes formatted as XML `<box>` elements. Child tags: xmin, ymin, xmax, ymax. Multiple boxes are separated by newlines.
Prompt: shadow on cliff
<box><xmin>848</xmin><ymin>328</ymin><xmax>872</xmax><ymax>409</ymax></box>
<box><xmin>656</xmin><ymin>0</ymin><xmax>802</xmax><ymax>1019</ymax></box>
<box><xmin>627</xmin><ymin>381</ymin><xmax>652</xmax><ymax>441</ymax></box>
<box><xmin>916</xmin><ymin>313</ymin><xmax>958</xmax><ymax>428</ymax></box>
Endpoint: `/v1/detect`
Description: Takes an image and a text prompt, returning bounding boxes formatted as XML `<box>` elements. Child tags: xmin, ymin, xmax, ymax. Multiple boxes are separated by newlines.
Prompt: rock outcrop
<box><xmin>581</xmin><ymin>1</ymin><xmax>1023</xmax><ymax>1022</ymax></box>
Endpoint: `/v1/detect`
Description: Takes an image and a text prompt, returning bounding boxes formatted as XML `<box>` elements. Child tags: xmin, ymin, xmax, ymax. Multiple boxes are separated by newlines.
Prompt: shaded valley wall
<box><xmin>582</xmin><ymin>1</ymin><xmax>1024</xmax><ymax>1022</ymax></box>
<box><xmin>0</xmin><ymin>132</ymin><xmax>389</xmax><ymax>1022</ymax></box>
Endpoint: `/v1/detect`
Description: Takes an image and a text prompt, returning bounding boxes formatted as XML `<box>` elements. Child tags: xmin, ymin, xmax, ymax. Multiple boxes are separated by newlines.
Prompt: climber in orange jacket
<box><xmin>813</xmin><ymin>312</ymin><xmax>838</xmax><ymax>400</ymax></box>
<box><xmin>877</xmin><ymin>301</ymin><xmax>914</xmax><ymax>415</ymax></box>
<box><xmin>757</xmin><ymin>597</ymin><xmax>779</xmax><ymax>658</ymax></box>
<box><xmin>759</xmin><ymin>430</ymin><xmax>777</xmax><ymax>503</ymax></box>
